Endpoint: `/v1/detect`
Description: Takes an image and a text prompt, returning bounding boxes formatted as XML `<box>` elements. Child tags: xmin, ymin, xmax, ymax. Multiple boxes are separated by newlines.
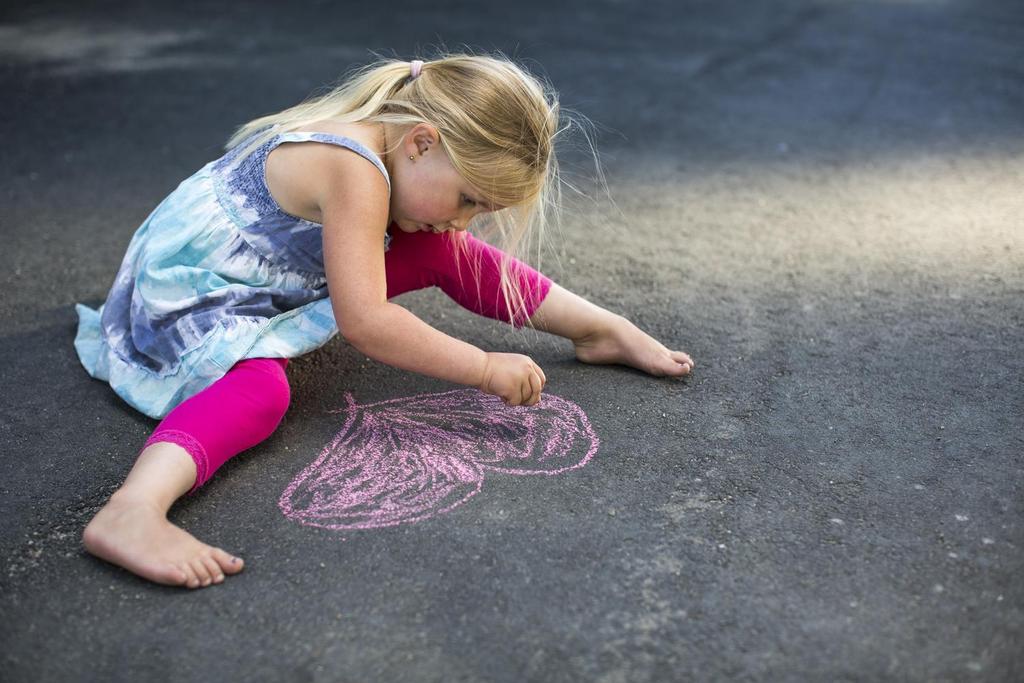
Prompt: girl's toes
<box><xmin>667</xmin><ymin>356</ymin><xmax>691</xmax><ymax>376</ymax></box>
<box><xmin>200</xmin><ymin>555</ymin><xmax>224</xmax><ymax>584</ymax></box>
<box><xmin>189</xmin><ymin>558</ymin><xmax>213</xmax><ymax>587</ymax></box>
<box><xmin>212</xmin><ymin>547</ymin><xmax>244</xmax><ymax>575</ymax></box>
<box><xmin>160</xmin><ymin>564</ymin><xmax>189</xmax><ymax>586</ymax></box>
<box><xmin>653</xmin><ymin>357</ymin><xmax>687</xmax><ymax>376</ymax></box>
<box><xmin>671</xmin><ymin>351</ymin><xmax>694</xmax><ymax>367</ymax></box>
<box><xmin>178</xmin><ymin>562</ymin><xmax>201</xmax><ymax>589</ymax></box>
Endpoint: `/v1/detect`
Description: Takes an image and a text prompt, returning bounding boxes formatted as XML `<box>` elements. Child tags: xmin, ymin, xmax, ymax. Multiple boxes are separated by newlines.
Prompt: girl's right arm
<box><xmin>310</xmin><ymin>145</ymin><xmax>545</xmax><ymax>406</ymax></box>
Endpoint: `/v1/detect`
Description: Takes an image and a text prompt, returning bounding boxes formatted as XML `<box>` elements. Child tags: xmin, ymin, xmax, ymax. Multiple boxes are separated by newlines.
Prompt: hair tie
<box><xmin>409</xmin><ymin>60</ymin><xmax>424</xmax><ymax>80</ymax></box>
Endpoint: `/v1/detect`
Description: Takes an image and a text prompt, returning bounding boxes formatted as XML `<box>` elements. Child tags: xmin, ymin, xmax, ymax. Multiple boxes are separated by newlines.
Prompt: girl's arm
<box><xmin>313</xmin><ymin>145</ymin><xmax>545</xmax><ymax>404</ymax></box>
<box><xmin>312</xmin><ymin>147</ymin><xmax>491</xmax><ymax>387</ymax></box>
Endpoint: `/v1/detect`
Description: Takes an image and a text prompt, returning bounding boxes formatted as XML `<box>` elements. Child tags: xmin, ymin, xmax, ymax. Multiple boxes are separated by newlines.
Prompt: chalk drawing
<box><xmin>279</xmin><ymin>389</ymin><xmax>599</xmax><ymax>531</ymax></box>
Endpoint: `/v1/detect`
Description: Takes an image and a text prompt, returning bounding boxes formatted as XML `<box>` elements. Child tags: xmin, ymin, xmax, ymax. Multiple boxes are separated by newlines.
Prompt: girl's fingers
<box><xmin>529</xmin><ymin>371</ymin><xmax>542</xmax><ymax>404</ymax></box>
<box><xmin>535</xmin><ymin>364</ymin><xmax>546</xmax><ymax>388</ymax></box>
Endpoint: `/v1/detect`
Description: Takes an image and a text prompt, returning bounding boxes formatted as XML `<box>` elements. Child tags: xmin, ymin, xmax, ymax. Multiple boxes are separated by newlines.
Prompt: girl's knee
<box><xmin>257</xmin><ymin>366</ymin><xmax>291</xmax><ymax>423</ymax></box>
<box><xmin>233</xmin><ymin>358</ymin><xmax>292</xmax><ymax>426</ymax></box>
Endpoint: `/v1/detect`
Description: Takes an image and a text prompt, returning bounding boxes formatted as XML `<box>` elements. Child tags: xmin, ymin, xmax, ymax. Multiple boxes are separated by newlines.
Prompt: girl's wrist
<box><xmin>474</xmin><ymin>350</ymin><xmax>491</xmax><ymax>391</ymax></box>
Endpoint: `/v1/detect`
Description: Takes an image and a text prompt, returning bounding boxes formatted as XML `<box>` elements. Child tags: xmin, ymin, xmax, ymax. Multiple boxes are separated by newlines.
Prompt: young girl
<box><xmin>77</xmin><ymin>52</ymin><xmax>695</xmax><ymax>590</ymax></box>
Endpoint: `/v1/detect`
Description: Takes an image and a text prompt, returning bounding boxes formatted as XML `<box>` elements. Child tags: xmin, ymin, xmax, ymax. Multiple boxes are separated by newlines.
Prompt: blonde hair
<box><xmin>225</xmin><ymin>48</ymin><xmax>599</xmax><ymax>334</ymax></box>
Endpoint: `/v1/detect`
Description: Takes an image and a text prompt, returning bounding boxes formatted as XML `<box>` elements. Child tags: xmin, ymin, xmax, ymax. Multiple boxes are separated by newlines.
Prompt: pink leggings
<box><xmin>143</xmin><ymin>228</ymin><xmax>553</xmax><ymax>495</ymax></box>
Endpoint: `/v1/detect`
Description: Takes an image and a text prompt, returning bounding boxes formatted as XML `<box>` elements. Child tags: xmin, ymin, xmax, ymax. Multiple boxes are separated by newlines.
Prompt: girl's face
<box><xmin>389</xmin><ymin>123</ymin><xmax>502</xmax><ymax>235</ymax></box>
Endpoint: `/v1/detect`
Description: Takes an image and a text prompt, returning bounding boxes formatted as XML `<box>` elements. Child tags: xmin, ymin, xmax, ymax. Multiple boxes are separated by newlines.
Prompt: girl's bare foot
<box><xmin>83</xmin><ymin>493</ymin><xmax>244</xmax><ymax>589</ymax></box>
<box><xmin>81</xmin><ymin>441</ymin><xmax>244</xmax><ymax>589</ymax></box>
<box><xmin>573</xmin><ymin>314</ymin><xmax>694</xmax><ymax>377</ymax></box>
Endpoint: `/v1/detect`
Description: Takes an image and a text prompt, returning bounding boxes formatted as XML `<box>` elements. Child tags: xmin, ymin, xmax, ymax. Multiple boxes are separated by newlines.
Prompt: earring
<box><xmin>409</xmin><ymin>155</ymin><xmax>415</xmax><ymax>161</ymax></box>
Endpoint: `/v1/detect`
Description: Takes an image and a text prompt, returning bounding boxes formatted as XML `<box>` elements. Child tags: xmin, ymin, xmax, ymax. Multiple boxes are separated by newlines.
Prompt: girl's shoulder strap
<box><xmin>272</xmin><ymin>131</ymin><xmax>391</xmax><ymax>195</ymax></box>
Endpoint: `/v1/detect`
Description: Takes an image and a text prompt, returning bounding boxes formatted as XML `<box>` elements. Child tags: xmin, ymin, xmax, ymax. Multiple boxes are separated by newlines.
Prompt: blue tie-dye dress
<box><xmin>74</xmin><ymin>130</ymin><xmax>392</xmax><ymax>419</ymax></box>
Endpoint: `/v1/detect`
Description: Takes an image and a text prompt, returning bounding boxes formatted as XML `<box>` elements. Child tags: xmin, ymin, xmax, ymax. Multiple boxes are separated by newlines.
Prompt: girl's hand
<box><xmin>477</xmin><ymin>352</ymin><xmax>547</xmax><ymax>406</ymax></box>
<box><xmin>574</xmin><ymin>314</ymin><xmax>695</xmax><ymax>377</ymax></box>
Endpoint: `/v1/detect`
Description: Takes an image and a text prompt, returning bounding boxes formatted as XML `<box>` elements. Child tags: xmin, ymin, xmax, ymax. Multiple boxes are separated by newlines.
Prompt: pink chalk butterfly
<box><xmin>279</xmin><ymin>389</ymin><xmax>600</xmax><ymax>530</ymax></box>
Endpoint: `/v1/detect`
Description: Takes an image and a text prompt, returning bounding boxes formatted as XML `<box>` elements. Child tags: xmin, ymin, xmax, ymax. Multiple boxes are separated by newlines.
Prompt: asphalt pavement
<box><xmin>1</xmin><ymin>1</ymin><xmax>1022</xmax><ymax>681</ymax></box>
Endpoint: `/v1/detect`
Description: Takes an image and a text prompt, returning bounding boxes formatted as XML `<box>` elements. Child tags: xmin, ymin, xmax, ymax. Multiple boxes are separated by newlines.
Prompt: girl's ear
<box><xmin>411</xmin><ymin>123</ymin><xmax>440</xmax><ymax>152</ymax></box>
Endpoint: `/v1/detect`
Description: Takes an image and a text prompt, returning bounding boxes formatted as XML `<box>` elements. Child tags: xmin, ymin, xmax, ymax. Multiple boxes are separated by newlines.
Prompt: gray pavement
<box><xmin>1</xmin><ymin>1</ymin><xmax>1022</xmax><ymax>681</ymax></box>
